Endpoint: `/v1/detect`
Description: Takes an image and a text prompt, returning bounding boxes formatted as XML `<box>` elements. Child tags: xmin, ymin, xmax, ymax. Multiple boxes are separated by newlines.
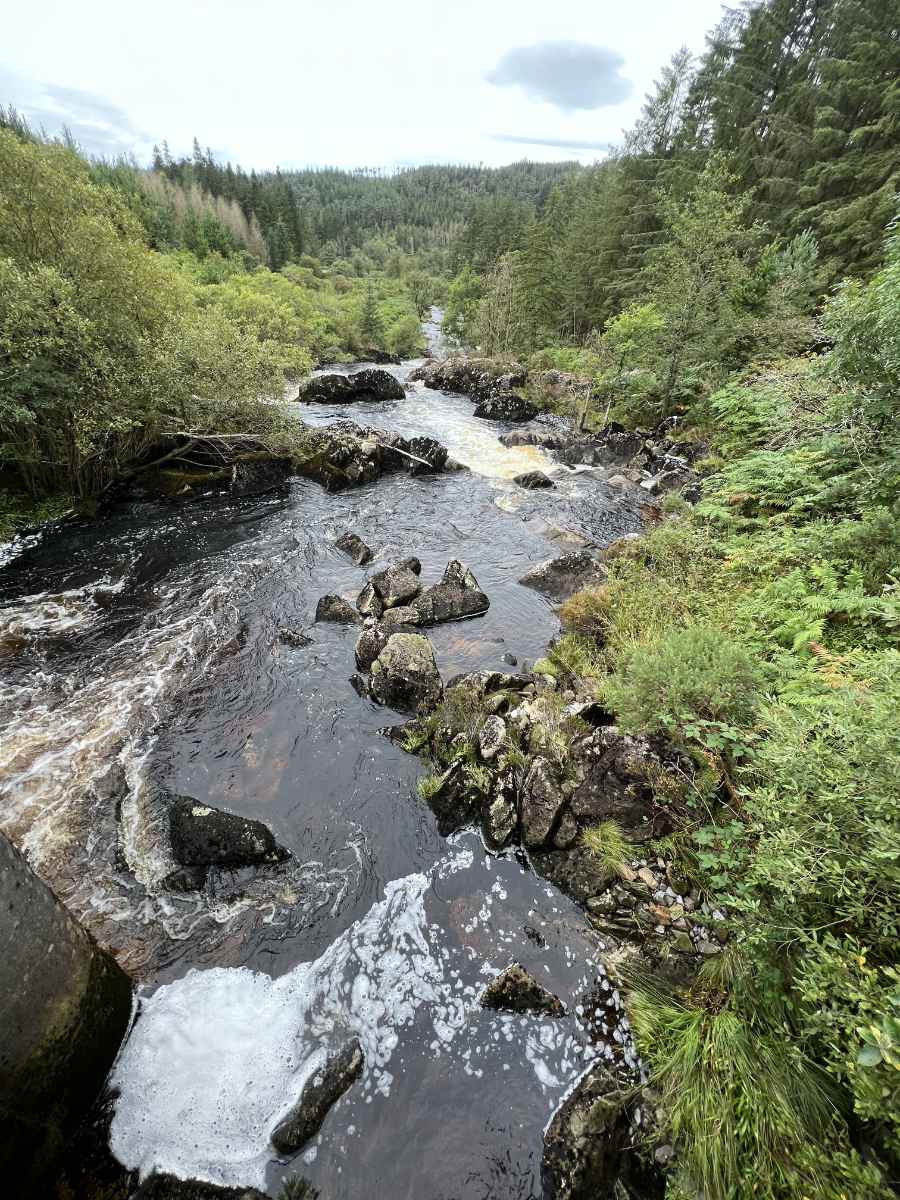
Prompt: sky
<box><xmin>1</xmin><ymin>0</ymin><xmax>725</xmax><ymax>170</ymax></box>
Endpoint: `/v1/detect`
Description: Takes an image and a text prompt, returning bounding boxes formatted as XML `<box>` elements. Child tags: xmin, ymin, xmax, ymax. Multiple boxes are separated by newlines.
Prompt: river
<box><xmin>0</xmin><ymin>311</ymin><xmax>644</xmax><ymax>1199</ymax></box>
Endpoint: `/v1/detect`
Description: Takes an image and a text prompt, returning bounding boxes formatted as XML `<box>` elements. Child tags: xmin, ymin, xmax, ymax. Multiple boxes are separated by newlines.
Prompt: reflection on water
<box><xmin>0</xmin><ymin>339</ymin><xmax>643</xmax><ymax>1196</ymax></box>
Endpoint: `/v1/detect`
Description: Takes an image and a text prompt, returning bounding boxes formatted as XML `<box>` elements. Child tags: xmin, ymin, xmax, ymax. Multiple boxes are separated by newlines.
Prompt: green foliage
<box><xmin>582</xmin><ymin>820</ymin><xmax>629</xmax><ymax>874</ymax></box>
<box><xmin>532</xmin><ymin>633</ymin><xmax>603</xmax><ymax>683</ymax></box>
<box><xmin>604</xmin><ymin>625</ymin><xmax>763</xmax><ymax>754</ymax></box>
<box><xmin>558</xmin><ymin>586</ymin><xmax>611</xmax><ymax>640</ymax></box>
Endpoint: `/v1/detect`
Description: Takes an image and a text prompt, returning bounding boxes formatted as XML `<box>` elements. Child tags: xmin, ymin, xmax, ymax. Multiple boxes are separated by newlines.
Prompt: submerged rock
<box><xmin>369</xmin><ymin>632</ymin><xmax>443</xmax><ymax>714</ymax></box>
<box><xmin>480</xmin><ymin>963</ymin><xmax>566</xmax><ymax>1017</ymax></box>
<box><xmin>513</xmin><ymin>470</ymin><xmax>555</xmax><ymax>489</ymax></box>
<box><xmin>335</xmin><ymin>531</ymin><xmax>373</xmax><ymax>565</ymax></box>
<box><xmin>133</xmin><ymin>1177</ymin><xmax>267</xmax><ymax>1200</ymax></box>
<box><xmin>168</xmin><ymin>796</ymin><xmax>288</xmax><ymax>870</ymax></box>
<box><xmin>542</xmin><ymin>1067</ymin><xmax>632</xmax><ymax>1200</ymax></box>
<box><xmin>299</xmin><ymin>369</ymin><xmax>404</xmax><ymax>404</ymax></box>
<box><xmin>279</xmin><ymin>628</ymin><xmax>313</xmax><ymax>647</ymax></box>
<box><xmin>411</xmin><ymin>559</ymin><xmax>490</xmax><ymax>625</ymax></box>
<box><xmin>518</xmin><ymin>552</ymin><xmax>607</xmax><ymax>602</ymax></box>
<box><xmin>270</xmin><ymin>1038</ymin><xmax>365</xmax><ymax>1155</ymax></box>
<box><xmin>315</xmin><ymin>594</ymin><xmax>362</xmax><ymax>624</ymax></box>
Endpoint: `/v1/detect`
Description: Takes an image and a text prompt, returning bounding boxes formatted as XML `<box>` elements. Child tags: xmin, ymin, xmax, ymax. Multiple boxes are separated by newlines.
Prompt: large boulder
<box><xmin>569</xmin><ymin>727</ymin><xmax>677</xmax><ymax>842</ymax></box>
<box><xmin>299</xmin><ymin>369</ymin><xmax>404</xmax><ymax>404</ymax></box>
<box><xmin>409</xmin><ymin>357</ymin><xmax>526</xmax><ymax>400</ymax></box>
<box><xmin>369</xmin><ymin>561</ymin><xmax>422</xmax><ymax>609</ymax></box>
<box><xmin>520</xmin><ymin>757</ymin><xmax>567</xmax><ymax>847</ymax></box>
<box><xmin>473</xmin><ymin>392</ymin><xmax>538</xmax><ymax>422</ymax></box>
<box><xmin>406</xmin><ymin>436</ymin><xmax>449</xmax><ymax>474</ymax></box>
<box><xmin>0</xmin><ymin>834</ymin><xmax>133</xmax><ymax>1200</ymax></box>
<box><xmin>271</xmin><ymin>1038</ymin><xmax>365</xmax><ymax>1155</ymax></box>
<box><xmin>513</xmin><ymin>470</ymin><xmax>555</xmax><ymax>489</ymax></box>
<box><xmin>480</xmin><ymin>963</ymin><xmax>566</xmax><ymax>1017</ymax></box>
<box><xmin>168</xmin><ymin>796</ymin><xmax>288</xmax><ymax>871</ymax></box>
<box><xmin>411</xmin><ymin>560</ymin><xmax>490</xmax><ymax>625</ymax></box>
<box><xmin>316</xmin><ymin>594</ymin><xmax>362</xmax><ymax>624</ymax></box>
<box><xmin>542</xmin><ymin>1067</ymin><xmax>632</xmax><ymax>1200</ymax></box>
<box><xmin>369</xmin><ymin>632</ymin><xmax>443</xmax><ymax>714</ymax></box>
<box><xmin>519</xmin><ymin>553</ymin><xmax>607</xmax><ymax>602</ymax></box>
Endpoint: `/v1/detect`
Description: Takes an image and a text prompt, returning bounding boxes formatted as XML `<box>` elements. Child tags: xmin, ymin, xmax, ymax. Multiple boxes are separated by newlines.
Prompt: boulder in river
<box><xmin>335</xmin><ymin>531</ymin><xmax>373</xmax><ymax>565</ymax></box>
<box><xmin>480</xmin><ymin>963</ymin><xmax>566</xmax><ymax>1017</ymax></box>
<box><xmin>0</xmin><ymin>833</ymin><xmax>133</xmax><ymax>1200</ymax></box>
<box><xmin>299</xmin><ymin>369</ymin><xmax>404</xmax><ymax>404</ymax></box>
<box><xmin>369</xmin><ymin>632</ymin><xmax>443</xmax><ymax>714</ymax></box>
<box><xmin>473</xmin><ymin>392</ymin><xmax>538</xmax><ymax>422</ymax></box>
<box><xmin>520</xmin><ymin>756</ymin><xmax>567</xmax><ymax>848</ymax></box>
<box><xmin>369</xmin><ymin>561</ymin><xmax>422</xmax><ymax>609</ymax></box>
<box><xmin>406</xmin><ymin>436</ymin><xmax>449</xmax><ymax>474</ymax></box>
<box><xmin>513</xmin><ymin>470</ymin><xmax>555</xmax><ymax>489</ymax></box>
<box><xmin>271</xmin><ymin>1038</ymin><xmax>365</xmax><ymax>1155</ymax></box>
<box><xmin>518</xmin><ymin>552</ymin><xmax>607</xmax><ymax>602</ymax></box>
<box><xmin>316</xmin><ymin>594</ymin><xmax>363</xmax><ymax>624</ymax></box>
<box><xmin>168</xmin><ymin>796</ymin><xmax>289</xmax><ymax>870</ymax></box>
<box><xmin>411</xmin><ymin>560</ymin><xmax>490</xmax><ymax>625</ymax></box>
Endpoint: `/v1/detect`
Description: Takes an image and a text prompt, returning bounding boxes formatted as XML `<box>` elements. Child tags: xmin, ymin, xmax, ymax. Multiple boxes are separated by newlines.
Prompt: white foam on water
<box><xmin>110</xmin><ymin>848</ymin><xmax>474</xmax><ymax>1189</ymax></box>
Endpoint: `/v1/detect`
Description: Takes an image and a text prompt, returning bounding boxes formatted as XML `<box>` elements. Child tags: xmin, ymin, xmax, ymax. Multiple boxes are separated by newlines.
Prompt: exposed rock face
<box><xmin>411</xmin><ymin>560</ymin><xmax>490</xmax><ymax>625</ymax></box>
<box><xmin>570</xmin><ymin>727</ymin><xmax>676</xmax><ymax>841</ymax></box>
<box><xmin>271</xmin><ymin>1038</ymin><xmax>365</xmax><ymax>1155</ymax></box>
<box><xmin>315</xmin><ymin>594</ymin><xmax>362</xmax><ymax>624</ymax></box>
<box><xmin>513</xmin><ymin>470</ymin><xmax>555</xmax><ymax>489</ymax></box>
<box><xmin>480</xmin><ymin>963</ymin><xmax>566</xmax><ymax>1017</ymax></box>
<box><xmin>335</xmin><ymin>531</ymin><xmax>373</xmax><ymax>565</ymax></box>
<box><xmin>519</xmin><ymin>553</ymin><xmax>607</xmax><ymax>602</ymax></box>
<box><xmin>299</xmin><ymin>369</ymin><xmax>404</xmax><ymax>404</ymax></box>
<box><xmin>473</xmin><ymin>393</ymin><xmax>538</xmax><ymax>422</ymax></box>
<box><xmin>168</xmin><ymin>796</ymin><xmax>288</xmax><ymax>870</ymax></box>
<box><xmin>379</xmin><ymin>604</ymin><xmax>421</xmax><ymax>630</ymax></box>
<box><xmin>482</xmin><ymin>787</ymin><xmax>518</xmax><ymax>848</ymax></box>
<box><xmin>542</xmin><ymin>1067</ymin><xmax>632</xmax><ymax>1200</ymax></box>
<box><xmin>520</xmin><ymin>756</ymin><xmax>566</xmax><ymax>847</ymax></box>
<box><xmin>478</xmin><ymin>715</ymin><xmax>506</xmax><ymax>761</ymax></box>
<box><xmin>355</xmin><ymin>622</ymin><xmax>392</xmax><ymax>671</ymax></box>
<box><xmin>133</xmin><ymin>1177</ymin><xmax>267</xmax><ymax>1200</ymax></box>
<box><xmin>0</xmin><ymin>834</ymin><xmax>133</xmax><ymax>1200</ymax></box>
<box><xmin>421</xmin><ymin>761</ymin><xmax>481</xmax><ymax>836</ymax></box>
<box><xmin>369</xmin><ymin>632</ymin><xmax>443</xmax><ymax>714</ymax></box>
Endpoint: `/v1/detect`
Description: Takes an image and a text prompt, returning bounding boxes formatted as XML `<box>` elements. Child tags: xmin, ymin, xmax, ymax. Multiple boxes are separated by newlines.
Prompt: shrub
<box><xmin>604</xmin><ymin>625</ymin><xmax>763</xmax><ymax>746</ymax></box>
<box><xmin>558</xmin><ymin>586</ymin><xmax>611</xmax><ymax>640</ymax></box>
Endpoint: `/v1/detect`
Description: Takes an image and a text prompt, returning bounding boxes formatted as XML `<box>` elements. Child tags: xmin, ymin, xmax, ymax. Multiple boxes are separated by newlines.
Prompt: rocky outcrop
<box><xmin>292</xmin><ymin>421</ymin><xmax>450</xmax><ymax>492</ymax></box>
<box><xmin>271</xmin><ymin>1038</ymin><xmax>365</xmax><ymax>1156</ymax></box>
<box><xmin>368</xmin><ymin>560</ymin><xmax>422</xmax><ymax>608</ymax></box>
<box><xmin>411</xmin><ymin>560</ymin><xmax>490</xmax><ymax>625</ymax></box>
<box><xmin>0</xmin><ymin>833</ymin><xmax>133</xmax><ymax>1200</ymax></box>
<box><xmin>520</xmin><ymin>756</ymin><xmax>567</xmax><ymax>847</ymax></box>
<box><xmin>369</xmin><ymin>632</ymin><xmax>443</xmax><ymax>714</ymax></box>
<box><xmin>570</xmin><ymin>727</ymin><xmax>677</xmax><ymax>841</ymax></box>
<box><xmin>335</xmin><ymin>531</ymin><xmax>373</xmax><ymax>565</ymax></box>
<box><xmin>168</xmin><ymin>796</ymin><xmax>289</xmax><ymax>871</ymax></box>
<box><xmin>409</xmin><ymin>357</ymin><xmax>526</xmax><ymax>400</ymax></box>
<box><xmin>519</xmin><ymin>552</ymin><xmax>607</xmax><ymax>602</ymax></box>
<box><xmin>480</xmin><ymin>963</ymin><xmax>566</xmax><ymax>1017</ymax></box>
<box><xmin>299</xmin><ymin>369</ymin><xmax>404</xmax><ymax>404</ymax></box>
<box><xmin>316</xmin><ymin>594</ymin><xmax>362</xmax><ymax>624</ymax></box>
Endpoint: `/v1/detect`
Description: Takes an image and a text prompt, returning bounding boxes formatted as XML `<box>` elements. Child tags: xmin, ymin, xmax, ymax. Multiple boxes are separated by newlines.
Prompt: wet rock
<box><xmin>501</xmin><ymin>426</ymin><xmax>570</xmax><ymax>450</ymax></box>
<box><xmin>369</xmin><ymin>561</ymin><xmax>422</xmax><ymax>609</ymax></box>
<box><xmin>0</xmin><ymin>834</ymin><xmax>133</xmax><ymax>1199</ymax></box>
<box><xmin>513</xmin><ymin>470</ymin><xmax>555</xmax><ymax>489</ymax></box>
<box><xmin>411</xmin><ymin>560</ymin><xmax>490</xmax><ymax>625</ymax></box>
<box><xmin>482</xmin><ymin>789</ymin><xmax>518</xmax><ymax>849</ymax></box>
<box><xmin>335</xmin><ymin>531</ymin><xmax>373</xmax><ymax>565</ymax></box>
<box><xmin>279</xmin><ymin>628</ymin><xmax>313</xmax><ymax>647</ymax></box>
<box><xmin>168</xmin><ymin>796</ymin><xmax>288</xmax><ymax>870</ymax></box>
<box><xmin>422</xmin><ymin>760</ymin><xmax>481</xmax><ymax>835</ymax></box>
<box><xmin>409</xmin><ymin>356</ymin><xmax>526</xmax><ymax>400</ymax></box>
<box><xmin>315</xmin><ymin>594</ymin><xmax>362</xmax><ymax>624</ymax></box>
<box><xmin>355</xmin><ymin>580</ymin><xmax>384</xmax><ymax>619</ymax></box>
<box><xmin>369</xmin><ymin>632</ymin><xmax>443</xmax><ymax>714</ymax></box>
<box><xmin>473</xmin><ymin>392</ymin><xmax>538</xmax><ymax>422</ymax></box>
<box><xmin>554</xmin><ymin>810</ymin><xmax>580</xmax><ymax>850</ymax></box>
<box><xmin>407</xmin><ymin>436</ymin><xmax>449</xmax><ymax>474</ymax></box>
<box><xmin>133</xmin><ymin>1176</ymin><xmax>267</xmax><ymax>1200</ymax></box>
<box><xmin>478</xmin><ymin>715</ymin><xmax>506</xmax><ymax>761</ymax></box>
<box><xmin>519</xmin><ymin>552</ymin><xmax>607</xmax><ymax>602</ymax></box>
<box><xmin>161</xmin><ymin>865</ymin><xmax>208</xmax><ymax>893</ymax></box>
<box><xmin>501</xmin><ymin>652</ymin><xmax>519</xmax><ymax>666</ymax></box>
<box><xmin>531</xmin><ymin>846</ymin><xmax>617</xmax><ymax>905</ymax></box>
<box><xmin>299</xmin><ymin>369</ymin><xmax>404</xmax><ymax>404</ymax></box>
<box><xmin>354</xmin><ymin>622</ymin><xmax>392</xmax><ymax>671</ymax></box>
<box><xmin>271</xmin><ymin>1038</ymin><xmax>365</xmax><ymax>1155</ymax></box>
<box><xmin>379</xmin><ymin>605</ymin><xmax>421</xmax><ymax>630</ymax></box>
<box><xmin>542</xmin><ymin>1067</ymin><xmax>631</xmax><ymax>1200</ymax></box>
<box><xmin>480</xmin><ymin>963</ymin><xmax>566</xmax><ymax>1017</ymax></box>
<box><xmin>445</xmin><ymin>669</ymin><xmax>534</xmax><ymax>698</ymax></box>
<box><xmin>520</xmin><ymin>756</ymin><xmax>566</xmax><ymax>847</ymax></box>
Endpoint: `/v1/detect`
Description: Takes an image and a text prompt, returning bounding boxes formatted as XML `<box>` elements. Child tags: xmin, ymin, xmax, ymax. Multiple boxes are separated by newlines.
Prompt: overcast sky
<box><xmin>2</xmin><ymin>0</ymin><xmax>724</xmax><ymax>169</ymax></box>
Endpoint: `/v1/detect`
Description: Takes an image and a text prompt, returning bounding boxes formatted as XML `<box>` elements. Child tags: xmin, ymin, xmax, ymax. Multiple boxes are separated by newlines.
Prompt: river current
<box><xmin>0</xmin><ymin>313</ymin><xmax>643</xmax><ymax>1199</ymax></box>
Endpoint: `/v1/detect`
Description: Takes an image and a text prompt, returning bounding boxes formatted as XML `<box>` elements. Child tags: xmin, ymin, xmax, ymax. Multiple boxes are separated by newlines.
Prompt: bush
<box><xmin>558</xmin><ymin>586</ymin><xmax>611</xmax><ymax>640</ymax></box>
<box><xmin>604</xmin><ymin>625</ymin><xmax>763</xmax><ymax>746</ymax></box>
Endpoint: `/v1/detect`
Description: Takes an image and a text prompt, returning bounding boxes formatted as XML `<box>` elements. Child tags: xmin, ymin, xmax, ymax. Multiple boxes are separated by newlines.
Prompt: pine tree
<box><xmin>359</xmin><ymin>282</ymin><xmax>385</xmax><ymax>347</ymax></box>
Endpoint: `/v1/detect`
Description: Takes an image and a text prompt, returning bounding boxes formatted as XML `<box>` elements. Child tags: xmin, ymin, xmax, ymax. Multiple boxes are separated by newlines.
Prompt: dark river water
<box><xmin>0</xmin><ymin>313</ymin><xmax>643</xmax><ymax>1199</ymax></box>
